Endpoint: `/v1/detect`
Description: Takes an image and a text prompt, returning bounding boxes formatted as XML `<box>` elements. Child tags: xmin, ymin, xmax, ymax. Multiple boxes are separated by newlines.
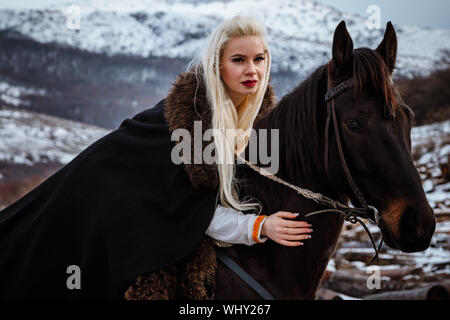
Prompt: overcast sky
<box><xmin>319</xmin><ymin>0</ymin><xmax>450</xmax><ymax>29</ymax></box>
<box><xmin>0</xmin><ymin>0</ymin><xmax>449</xmax><ymax>29</ymax></box>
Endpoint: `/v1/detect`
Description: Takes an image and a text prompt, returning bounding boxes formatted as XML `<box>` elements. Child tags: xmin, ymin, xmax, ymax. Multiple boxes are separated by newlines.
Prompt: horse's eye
<box><xmin>346</xmin><ymin>119</ymin><xmax>361</xmax><ymax>133</ymax></box>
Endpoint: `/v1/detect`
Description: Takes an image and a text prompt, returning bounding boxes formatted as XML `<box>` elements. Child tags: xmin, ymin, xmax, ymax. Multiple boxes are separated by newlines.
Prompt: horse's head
<box><xmin>326</xmin><ymin>21</ymin><xmax>435</xmax><ymax>253</ymax></box>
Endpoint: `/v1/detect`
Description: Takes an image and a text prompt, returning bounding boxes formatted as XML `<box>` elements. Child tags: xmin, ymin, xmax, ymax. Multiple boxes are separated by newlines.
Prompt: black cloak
<box><xmin>0</xmin><ymin>100</ymin><xmax>219</xmax><ymax>299</ymax></box>
<box><xmin>0</xmin><ymin>71</ymin><xmax>275</xmax><ymax>300</ymax></box>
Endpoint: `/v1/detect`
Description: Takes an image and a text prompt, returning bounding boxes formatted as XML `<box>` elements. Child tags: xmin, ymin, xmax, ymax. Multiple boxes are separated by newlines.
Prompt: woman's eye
<box><xmin>346</xmin><ymin>119</ymin><xmax>361</xmax><ymax>133</ymax></box>
<box><xmin>255</xmin><ymin>56</ymin><xmax>265</xmax><ymax>62</ymax></box>
<box><xmin>232</xmin><ymin>58</ymin><xmax>244</xmax><ymax>62</ymax></box>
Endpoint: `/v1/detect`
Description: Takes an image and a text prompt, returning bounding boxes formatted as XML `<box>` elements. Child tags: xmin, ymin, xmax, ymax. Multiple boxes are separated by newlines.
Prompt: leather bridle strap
<box><xmin>317</xmin><ymin>75</ymin><xmax>383</xmax><ymax>262</ymax></box>
<box><xmin>309</xmin><ymin>74</ymin><xmax>383</xmax><ymax>263</ymax></box>
<box><xmin>215</xmin><ymin>247</ymin><xmax>275</xmax><ymax>300</ymax></box>
<box><xmin>324</xmin><ymin>77</ymin><xmax>369</xmax><ymax>211</ymax></box>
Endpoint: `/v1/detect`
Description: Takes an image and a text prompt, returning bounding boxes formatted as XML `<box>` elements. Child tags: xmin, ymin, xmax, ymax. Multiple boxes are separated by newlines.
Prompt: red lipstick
<box><xmin>241</xmin><ymin>80</ymin><xmax>257</xmax><ymax>87</ymax></box>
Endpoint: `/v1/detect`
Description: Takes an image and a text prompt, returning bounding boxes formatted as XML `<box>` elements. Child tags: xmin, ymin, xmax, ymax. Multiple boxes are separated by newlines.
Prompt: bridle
<box><xmin>236</xmin><ymin>72</ymin><xmax>384</xmax><ymax>263</ymax></box>
<box><xmin>220</xmin><ymin>73</ymin><xmax>388</xmax><ymax>300</ymax></box>
<box><xmin>322</xmin><ymin>76</ymin><xmax>379</xmax><ymax>223</ymax></box>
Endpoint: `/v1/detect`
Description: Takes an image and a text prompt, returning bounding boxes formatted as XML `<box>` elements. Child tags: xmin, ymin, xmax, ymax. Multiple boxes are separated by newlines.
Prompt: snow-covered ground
<box><xmin>412</xmin><ymin>120</ymin><xmax>450</xmax><ymax>214</ymax></box>
<box><xmin>0</xmin><ymin>80</ymin><xmax>47</xmax><ymax>108</ymax></box>
<box><xmin>0</xmin><ymin>0</ymin><xmax>449</xmax><ymax>77</ymax></box>
<box><xmin>0</xmin><ymin>106</ymin><xmax>108</xmax><ymax>167</ymax></box>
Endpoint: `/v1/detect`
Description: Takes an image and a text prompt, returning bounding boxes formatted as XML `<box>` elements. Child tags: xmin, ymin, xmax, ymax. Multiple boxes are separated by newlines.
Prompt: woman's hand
<box><xmin>260</xmin><ymin>211</ymin><xmax>312</xmax><ymax>247</ymax></box>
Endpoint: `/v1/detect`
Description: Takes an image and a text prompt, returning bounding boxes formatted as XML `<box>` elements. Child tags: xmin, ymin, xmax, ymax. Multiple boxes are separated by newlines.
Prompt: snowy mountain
<box><xmin>0</xmin><ymin>0</ymin><xmax>449</xmax><ymax>129</ymax></box>
<box><xmin>0</xmin><ymin>0</ymin><xmax>449</xmax><ymax>77</ymax></box>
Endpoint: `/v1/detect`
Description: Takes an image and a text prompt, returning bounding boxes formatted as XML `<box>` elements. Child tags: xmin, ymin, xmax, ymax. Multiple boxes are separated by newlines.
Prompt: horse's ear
<box><xmin>332</xmin><ymin>21</ymin><xmax>354</xmax><ymax>73</ymax></box>
<box><xmin>376</xmin><ymin>21</ymin><xmax>397</xmax><ymax>74</ymax></box>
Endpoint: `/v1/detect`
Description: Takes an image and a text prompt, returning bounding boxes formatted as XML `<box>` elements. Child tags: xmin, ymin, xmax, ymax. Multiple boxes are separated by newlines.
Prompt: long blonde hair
<box><xmin>187</xmin><ymin>15</ymin><xmax>271</xmax><ymax>213</ymax></box>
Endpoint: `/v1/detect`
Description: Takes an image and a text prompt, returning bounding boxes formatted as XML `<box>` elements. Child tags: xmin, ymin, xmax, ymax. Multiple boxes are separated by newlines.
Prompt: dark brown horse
<box><xmin>214</xmin><ymin>21</ymin><xmax>436</xmax><ymax>300</ymax></box>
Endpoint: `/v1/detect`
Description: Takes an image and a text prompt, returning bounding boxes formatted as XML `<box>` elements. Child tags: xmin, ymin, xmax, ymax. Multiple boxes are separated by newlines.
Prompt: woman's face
<box><xmin>220</xmin><ymin>35</ymin><xmax>266</xmax><ymax>107</ymax></box>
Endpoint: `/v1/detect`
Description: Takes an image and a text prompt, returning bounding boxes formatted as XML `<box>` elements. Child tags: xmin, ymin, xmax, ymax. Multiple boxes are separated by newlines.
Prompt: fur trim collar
<box><xmin>164</xmin><ymin>71</ymin><xmax>276</xmax><ymax>189</ymax></box>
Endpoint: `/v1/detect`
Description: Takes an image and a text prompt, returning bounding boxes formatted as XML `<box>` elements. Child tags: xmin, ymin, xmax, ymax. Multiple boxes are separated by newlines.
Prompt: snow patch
<box><xmin>0</xmin><ymin>107</ymin><xmax>109</xmax><ymax>166</ymax></box>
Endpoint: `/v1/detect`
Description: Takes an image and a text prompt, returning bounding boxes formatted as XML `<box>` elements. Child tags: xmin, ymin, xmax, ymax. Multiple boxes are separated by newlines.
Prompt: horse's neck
<box><xmin>230</xmin><ymin>111</ymin><xmax>345</xmax><ymax>299</ymax></box>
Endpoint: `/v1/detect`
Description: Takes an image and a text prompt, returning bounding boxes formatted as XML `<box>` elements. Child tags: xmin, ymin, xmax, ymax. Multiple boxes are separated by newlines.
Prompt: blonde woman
<box><xmin>184</xmin><ymin>16</ymin><xmax>313</xmax><ymax>248</ymax></box>
<box><xmin>0</xmin><ymin>16</ymin><xmax>312</xmax><ymax>299</ymax></box>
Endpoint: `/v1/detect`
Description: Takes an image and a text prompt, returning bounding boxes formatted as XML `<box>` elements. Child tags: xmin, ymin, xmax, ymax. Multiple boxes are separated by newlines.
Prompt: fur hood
<box><xmin>163</xmin><ymin>71</ymin><xmax>276</xmax><ymax>189</ymax></box>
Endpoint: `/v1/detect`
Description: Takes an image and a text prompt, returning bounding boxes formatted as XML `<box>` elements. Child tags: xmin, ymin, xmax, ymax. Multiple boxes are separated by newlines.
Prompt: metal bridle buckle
<box><xmin>368</xmin><ymin>205</ymin><xmax>380</xmax><ymax>225</ymax></box>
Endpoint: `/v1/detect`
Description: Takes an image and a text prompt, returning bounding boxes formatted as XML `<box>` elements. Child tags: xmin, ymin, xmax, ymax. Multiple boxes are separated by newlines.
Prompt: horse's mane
<box><xmin>260</xmin><ymin>47</ymin><xmax>401</xmax><ymax>182</ymax></box>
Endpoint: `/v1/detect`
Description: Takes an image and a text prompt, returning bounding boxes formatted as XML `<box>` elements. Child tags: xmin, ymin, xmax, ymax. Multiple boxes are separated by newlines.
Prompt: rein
<box><xmin>236</xmin><ymin>74</ymin><xmax>383</xmax><ymax>263</ymax></box>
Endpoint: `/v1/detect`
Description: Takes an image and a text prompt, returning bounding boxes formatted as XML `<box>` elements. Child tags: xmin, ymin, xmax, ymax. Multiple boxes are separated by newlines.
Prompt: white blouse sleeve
<box><xmin>205</xmin><ymin>205</ymin><xmax>268</xmax><ymax>246</ymax></box>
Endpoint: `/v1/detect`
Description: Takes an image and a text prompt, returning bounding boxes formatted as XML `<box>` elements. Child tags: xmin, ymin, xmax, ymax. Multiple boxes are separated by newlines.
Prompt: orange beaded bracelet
<box><xmin>252</xmin><ymin>215</ymin><xmax>268</xmax><ymax>244</ymax></box>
